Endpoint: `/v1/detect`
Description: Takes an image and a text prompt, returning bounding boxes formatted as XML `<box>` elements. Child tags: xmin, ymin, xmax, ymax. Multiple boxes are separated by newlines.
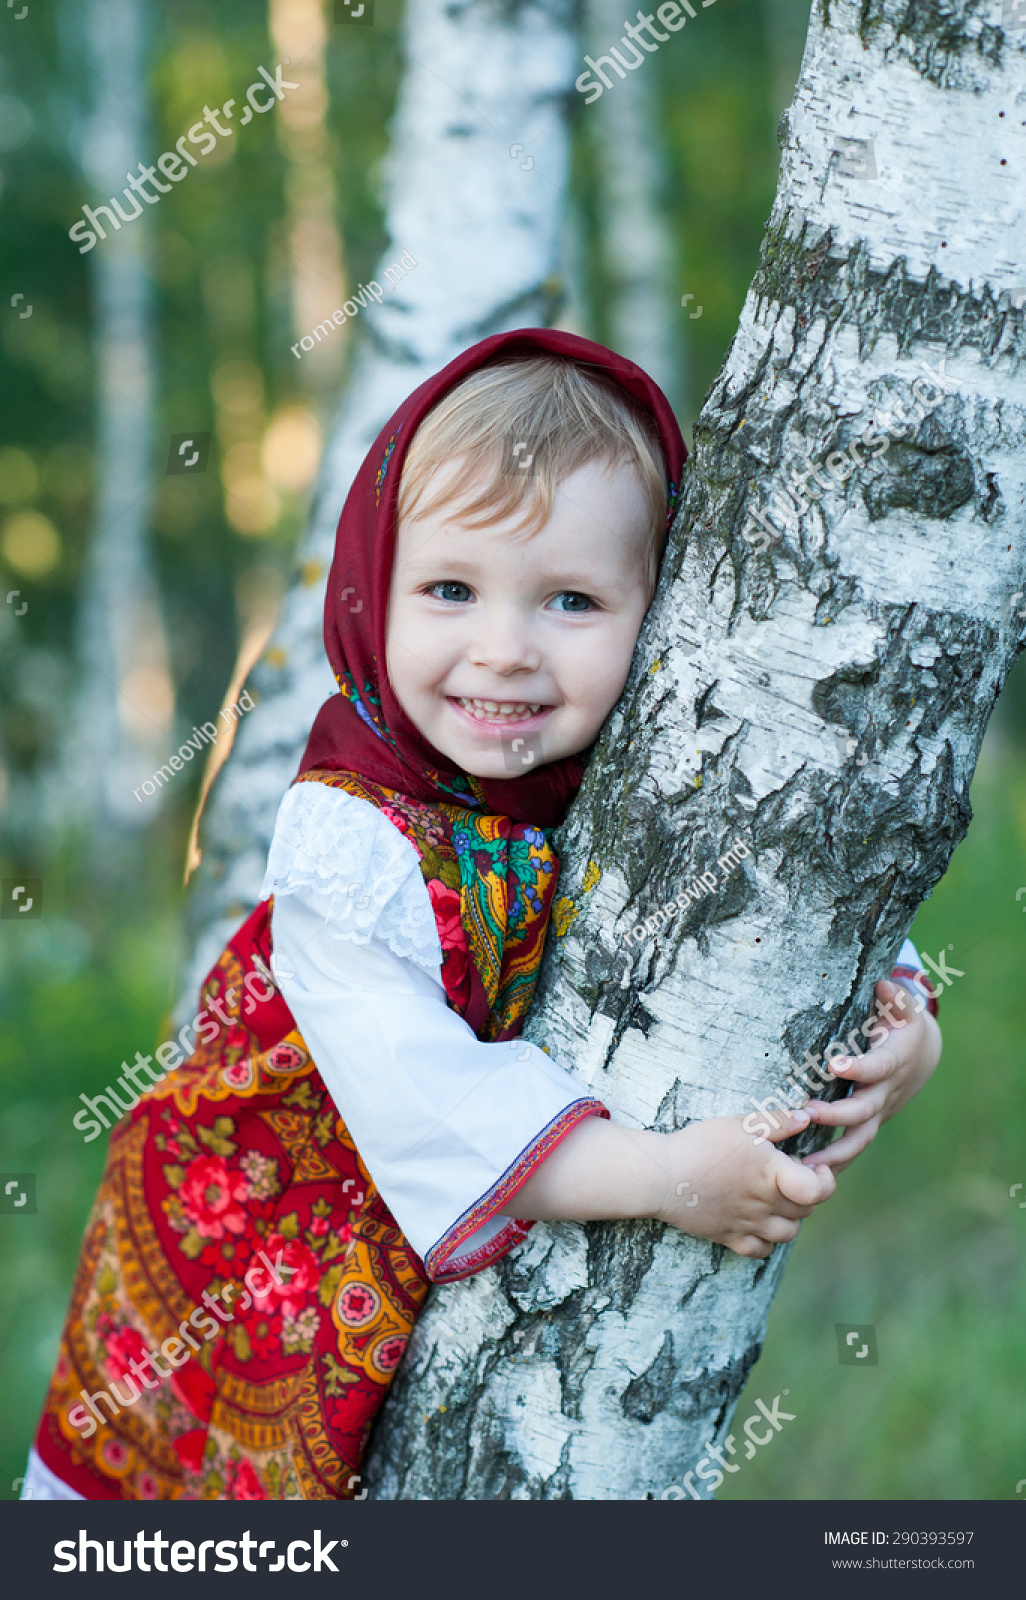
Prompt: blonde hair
<box><xmin>396</xmin><ymin>356</ymin><xmax>668</xmax><ymax>577</ymax></box>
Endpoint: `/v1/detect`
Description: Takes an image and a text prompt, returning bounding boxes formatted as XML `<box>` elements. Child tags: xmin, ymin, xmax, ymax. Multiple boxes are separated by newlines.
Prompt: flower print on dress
<box><xmin>368</xmin><ymin>1333</ymin><xmax>408</xmax><ymax>1376</ymax></box>
<box><xmin>426</xmin><ymin>878</ymin><xmax>470</xmax><ymax>1009</ymax></box>
<box><xmin>198</xmin><ymin>1227</ymin><xmax>257</xmax><ymax>1279</ymax></box>
<box><xmin>240</xmin><ymin>1148</ymin><xmax>281</xmax><ymax>1201</ymax></box>
<box><xmin>172</xmin><ymin>1428</ymin><xmax>207</xmax><ymax>1474</ymax></box>
<box><xmin>170</xmin><ymin>1361</ymin><xmax>217</xmax><ymax>1426</ymax></box>
<box><xmin>224</xmin><ymin>1457</ymin><xmax>267</xmax><ymax>1500</ymax></box>
<box><xmin>280</xmin><ymin>1307</ymin><xmax>320</xmax><ymax>1355</ymax></box>
<box><xmin>179</xmin><ymin>1155</ymin><xmax>249</xmax><ymax>1241</ymax></box>
<box><xmin>336</xmin><ymin>1281</ymin><xmax>381</xmax><ymax>1329</ymax></box>
<box><xmin>241</xmin><ymin>1310</ymin><xmax>280</xmax><ymax>1362</ymax></box>
<box><xmin>103</xmin><ymin>1324</ymin><xmax>148</xmax><ymax>1384</ymax></box>
<box><xmin>248</xmin><ymin>1230</ymin><xmax>320</xmax><ymax>1319</ymax></box>
<box><xmin>100</xmin><ymin>1438</ymin><xmax>130</xmax><ymax>1474</ymax></box>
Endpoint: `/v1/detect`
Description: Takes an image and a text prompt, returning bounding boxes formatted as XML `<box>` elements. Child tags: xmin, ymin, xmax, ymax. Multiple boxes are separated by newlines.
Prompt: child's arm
<box><xmin>500</xmin><ymin>1106</ymin><xmax>835</xmax><ymax>1260</ymax></box>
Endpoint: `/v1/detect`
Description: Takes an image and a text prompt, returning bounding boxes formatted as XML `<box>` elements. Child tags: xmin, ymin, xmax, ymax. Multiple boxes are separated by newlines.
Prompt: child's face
<box><xmin>385</xmin><ymin>457</ymin><xmax>655</xmax><ymax>779</ymax></box>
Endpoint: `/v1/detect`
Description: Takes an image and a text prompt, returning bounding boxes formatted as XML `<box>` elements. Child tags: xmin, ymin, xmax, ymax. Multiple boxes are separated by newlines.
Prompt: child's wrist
<box><xmin>612</xmin><ymin>1125</ymin><xmax>679</xmax><ymax>1222</ymax></box>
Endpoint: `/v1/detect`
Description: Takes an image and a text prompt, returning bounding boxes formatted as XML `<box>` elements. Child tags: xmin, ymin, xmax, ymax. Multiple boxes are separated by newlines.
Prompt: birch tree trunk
<box><xmin>365</xmin><ymin>0</ymin><xmax>1026</xmax><ymax>1498</ymax></box>
<box><xmin>59</xmin><ymin>0</ymin><xmax>174</xmax><ymax>836</ymax></box>
<box><xmin>180</xmin><ymin>0</ymin><xmax>579</xmax><ymax>1007</ymax></box>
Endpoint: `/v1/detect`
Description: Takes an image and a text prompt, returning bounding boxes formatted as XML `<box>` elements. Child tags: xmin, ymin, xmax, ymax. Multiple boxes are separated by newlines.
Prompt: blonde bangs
<box><xmin>395</xmin><ymin>357</ymin><xmax>669</xmax><ymax>561</ymax></box>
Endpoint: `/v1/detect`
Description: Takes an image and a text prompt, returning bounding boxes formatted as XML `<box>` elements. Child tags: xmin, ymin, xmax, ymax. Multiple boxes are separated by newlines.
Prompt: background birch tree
<box><xmin>363</xmin><ymin>0</ymin><xmax>1026</xmax><ymax>1497</ymax></box>
<box><xmin>58</xmin><ymin>0</ymin><xmax>175</xmax><ymax>843</ymax></box>
<box><xmin>179</xmin><ymin>0</ymin><xmax>581</xmax><ymax>1003</ymax></box>
<box><xmin>585</xmin><ymin>0</ymin><xmax>686</xmax><ymax>408</ymax></box>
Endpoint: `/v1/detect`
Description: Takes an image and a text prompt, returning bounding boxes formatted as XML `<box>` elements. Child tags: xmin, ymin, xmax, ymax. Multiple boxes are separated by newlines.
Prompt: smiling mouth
<box><xmin>450</xmin><ymin>697</ymin><xmax>549</xmax><ymax>725</ymax></box>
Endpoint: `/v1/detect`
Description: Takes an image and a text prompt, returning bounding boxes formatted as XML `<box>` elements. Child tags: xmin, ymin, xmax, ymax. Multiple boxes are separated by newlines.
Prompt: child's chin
<box><xmin>457</xmin><ymin>751</ymin><xmax>530</xmax><ymax>781</ymax></box>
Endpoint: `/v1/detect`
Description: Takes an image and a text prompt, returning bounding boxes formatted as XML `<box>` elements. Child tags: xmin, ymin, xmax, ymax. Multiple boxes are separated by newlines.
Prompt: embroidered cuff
<box><xmin>424</xmin><ymin>1098</ymin><xmax>609</xmax><ymax>1283</ymax></box>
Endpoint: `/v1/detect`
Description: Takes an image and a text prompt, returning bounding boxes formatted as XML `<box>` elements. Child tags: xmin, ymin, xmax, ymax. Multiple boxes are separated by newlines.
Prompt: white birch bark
<box><xmin>58</xmin><ymin>0</ymin><xmax>173</xmax><ymax>833</ymax></box>
<box><xmin>180</xmin><ymin>0</ymin><xmax>580</xmax><ymax>1006</ymax></box>
<box><xmin>365</xmin><ymin>0</ymin><xmax>1026</xmax><ymax>1498</ymax></box>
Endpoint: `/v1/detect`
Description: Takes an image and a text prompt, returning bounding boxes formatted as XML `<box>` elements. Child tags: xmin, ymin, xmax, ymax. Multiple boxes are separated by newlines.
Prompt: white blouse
<box><xmin>260</xmin><ymin>781</ymin><xmax>605</xmax><ymax>1282</ymax></box>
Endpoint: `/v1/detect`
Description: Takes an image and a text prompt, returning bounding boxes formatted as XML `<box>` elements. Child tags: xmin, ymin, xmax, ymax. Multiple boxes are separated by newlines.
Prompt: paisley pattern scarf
<box><xmin>32</xmin><ymin>330</ymin><xmax>688</xmax><ymax>1499</ymax></box>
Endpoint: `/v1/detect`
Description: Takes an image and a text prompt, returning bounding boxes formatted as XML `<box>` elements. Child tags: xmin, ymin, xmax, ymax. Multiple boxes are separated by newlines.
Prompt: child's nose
<box><xmin>468</xmin><ymin>612</ymin><xmax>540</xmax><ymax>675</ymax></box>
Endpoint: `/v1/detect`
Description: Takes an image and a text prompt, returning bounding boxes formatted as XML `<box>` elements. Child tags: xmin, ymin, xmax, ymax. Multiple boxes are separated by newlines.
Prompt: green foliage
<box><xmin>0</xmin><ymin>0</ymin><xmax>402</xmax><ymax>800</ymax></box>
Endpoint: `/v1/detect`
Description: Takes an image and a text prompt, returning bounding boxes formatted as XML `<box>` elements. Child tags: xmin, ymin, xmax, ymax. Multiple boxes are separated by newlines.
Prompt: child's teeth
<box><xmin>457</xmin><ymin>697</ymin><xmax>544</xmax><ymax>721</ymax></box>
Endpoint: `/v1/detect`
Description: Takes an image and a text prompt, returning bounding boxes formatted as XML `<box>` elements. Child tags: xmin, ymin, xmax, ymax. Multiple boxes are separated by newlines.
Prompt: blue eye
<box><xmin>429</xmin><ymin>582</ymin><xmax>472</xmax><ymax>603</ymax></box>
<box><xmin>549</xmin><ymin>592</ymin><xmax>593</xmax><ymax>613</ymax></box>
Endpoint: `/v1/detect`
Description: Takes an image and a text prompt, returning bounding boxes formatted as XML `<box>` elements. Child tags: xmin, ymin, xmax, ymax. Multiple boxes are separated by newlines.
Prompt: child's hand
<box><xmin>659</xmin><ymin>1109</ymin><xmax>836</xmax><ymax>1259</ymax></box>
<box><xmin>802</xmin><ymin>978</ymin><xmax>942</xmax><ymax>1174</ymax></box>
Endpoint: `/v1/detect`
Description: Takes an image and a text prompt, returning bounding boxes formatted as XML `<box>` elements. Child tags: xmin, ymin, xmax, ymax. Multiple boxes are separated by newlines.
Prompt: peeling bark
<box><xmin>365</xmin><ymin>0</ymin><xmax>1026</xmax><ymax>1498</ymax></box>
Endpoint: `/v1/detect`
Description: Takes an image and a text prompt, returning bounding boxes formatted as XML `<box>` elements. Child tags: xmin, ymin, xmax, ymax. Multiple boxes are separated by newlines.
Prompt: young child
<box><xmin>25</xmin><ymin>330</ymin><xmax>940</xmax><ymax>1502</ymax></box>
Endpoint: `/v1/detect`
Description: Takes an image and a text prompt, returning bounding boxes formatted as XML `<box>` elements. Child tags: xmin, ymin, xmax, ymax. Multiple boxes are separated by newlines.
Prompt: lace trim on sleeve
<box><xmin>259</xmin><ymin>782</ymin><xmax>443</xmax><ymax>973</ymax></box>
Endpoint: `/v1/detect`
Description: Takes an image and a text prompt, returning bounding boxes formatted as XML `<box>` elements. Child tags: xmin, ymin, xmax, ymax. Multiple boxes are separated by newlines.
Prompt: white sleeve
<box><xmin>262</xmin><ymin>783</ymin><xmax>606</xmax><ymax>1282</ymax></box>
<box><xmin>892</xmin><ymin>936</ymin><xmax>936</xmax><ymax>1010</ymax></box>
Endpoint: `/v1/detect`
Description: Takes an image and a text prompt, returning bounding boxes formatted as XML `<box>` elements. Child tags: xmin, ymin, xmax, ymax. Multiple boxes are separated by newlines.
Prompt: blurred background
<box><xmin>1</xmin><ymin>0</ymin><xmax>1023</xmax><ymax>1500</ymax></box>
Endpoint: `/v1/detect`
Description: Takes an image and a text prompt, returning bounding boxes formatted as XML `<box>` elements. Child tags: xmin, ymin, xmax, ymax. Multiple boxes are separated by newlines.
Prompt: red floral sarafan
<box><xmin>30</xmin><ymin>765</ymin><xmax>573</xmax><ymax>1500</ymax></box>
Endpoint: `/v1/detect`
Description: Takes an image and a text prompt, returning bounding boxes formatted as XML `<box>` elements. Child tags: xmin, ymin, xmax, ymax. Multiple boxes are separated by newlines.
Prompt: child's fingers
<box><xmin>828</xmin><ymin>1044</ymin><xmax>898</xmax><ymax>1085</ymax></box>
<box><xmin>763</xmin><ymin>1106</ymin><xmax>812</xmax><ymax>1142</ymax></box>
<box><xmin>728</xmin><ymin>1217</ymin><xmax>802</xmax><ymax>1258</ymax></box>
<box><xmin>876</xmin><ymin>977</ymin><xmax>921</xmax><ymax>1017</ymax></box>
<box><xmin>801</xmin><ymin>1116</ymin><xmax>879</xmax><ymax>1170</ymax></box>
<box><xmin>773</xmin><ymin>1154</ymin><xmax>836</xmax><ymax>1208</ymax></box>
<box><xmin>769</xmin><ymin>1193</ymin><xmax>818</xmax><ymax>1220</ymax></box>
<box><xmin>728</xmin><ymin>1235</ymin><xmax>776</xmax><ymax>1260</ymax></box>
<box><xmin>756</xmin><ymin>1215</ymin><xmax>802</xmax><ymax>1245</ymax></box>
<box><xmin>804</xmin><ymin>1084</ymin><xmax>886</xmax><ymax>1127</ymax></box>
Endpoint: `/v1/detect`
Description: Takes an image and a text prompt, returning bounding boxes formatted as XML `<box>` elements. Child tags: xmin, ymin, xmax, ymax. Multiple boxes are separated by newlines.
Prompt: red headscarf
<box><xmin>299</xmin><ymin>329</ymin><xmax>687</xmax><ymax>825</ymax></box>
